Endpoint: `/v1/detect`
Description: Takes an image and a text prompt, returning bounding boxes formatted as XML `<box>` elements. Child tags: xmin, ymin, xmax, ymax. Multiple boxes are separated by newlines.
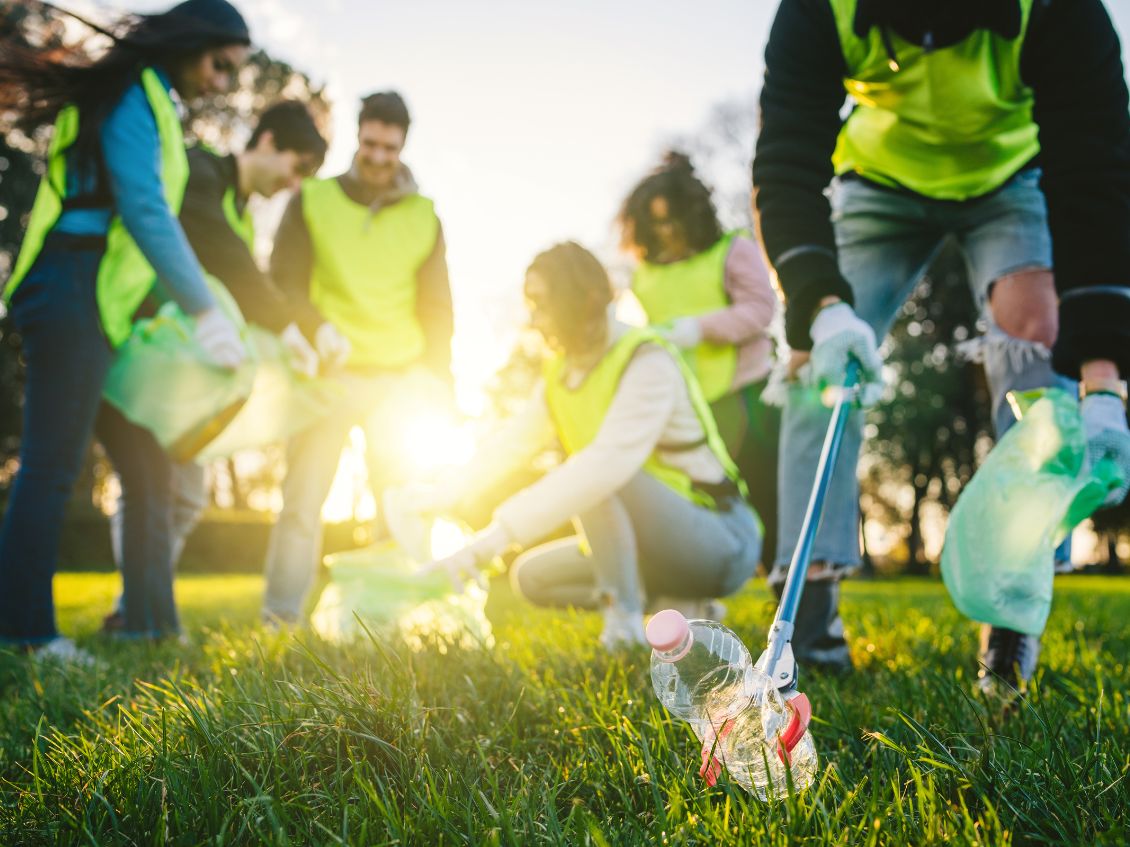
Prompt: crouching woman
<box><xmin>416</xmin><ymin>242</ymin><xmax>763</xmax><ymax>648</ymax></box>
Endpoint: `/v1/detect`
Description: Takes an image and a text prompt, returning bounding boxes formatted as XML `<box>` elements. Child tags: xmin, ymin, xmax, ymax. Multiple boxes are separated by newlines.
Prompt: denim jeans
<box><xmin>110</xmin><ymin>460</ymin><xmax>206</xmax><ymax>618</ymax></box>
<box><xmin>775</xmin><ymin>170</ymin><xmax>1062</xmax><ymax>663</ymax></box>
<box><xmin>0</xmin><ymin>240</ymin><xmax>113</xmax><ymax>644</ymax></box>
<box><xmin>510</xmin><ymin>471</ymin><xmax>762</xmax><ymax>613</ymax></box>
<box><xmin>97</xmin><ymin>405</ymin><xmax>181</xmax><ymax>637</ymax></box>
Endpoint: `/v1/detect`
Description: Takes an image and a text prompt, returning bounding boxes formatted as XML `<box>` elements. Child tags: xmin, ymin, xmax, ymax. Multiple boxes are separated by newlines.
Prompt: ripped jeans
<box><xmin>775</xmin><ymin>169</ymin><xmax>1069</xmax><ymax>665</ymax></box>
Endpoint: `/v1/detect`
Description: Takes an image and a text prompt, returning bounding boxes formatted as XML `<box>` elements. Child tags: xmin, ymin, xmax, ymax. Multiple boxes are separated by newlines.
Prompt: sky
<box><xmin>94</xmin><ymin>0</ymin><xmax>1130</xmax><ymax>411</ymax></box>
<box><xmin>111</xmin><ymin>0</ymin><xmax>779</xmax><ymax>408</ymax></box>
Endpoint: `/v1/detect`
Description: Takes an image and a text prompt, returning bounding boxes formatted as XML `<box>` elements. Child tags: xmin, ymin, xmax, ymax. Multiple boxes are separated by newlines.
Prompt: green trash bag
<box><xmin>310</xmin><ymin>531</ymin><xmax>496</xmax><ymax>651</ymax></box>
<box><xmin>941</xmin><ymin>387</ymin><xmax>1124</xmax><ymax>635</ymax></box>
<box><xmin>194</xmin><ymin>327</ymin><xmax>345</xmax><ymax>460</ymax></box>
<box><xmin>102</xmin><ymin>277</ymin><xmax>255</xmax><ymax>462</ymax></box>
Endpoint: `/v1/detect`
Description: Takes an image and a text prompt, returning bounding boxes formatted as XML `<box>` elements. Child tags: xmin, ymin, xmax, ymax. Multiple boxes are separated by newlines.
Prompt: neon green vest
<box><xmin>542</xmin><ymin>327</ymin><xmax>752</xmax><ymax>513</ymax></box>
<box><xmin>631</xmin><ymin>230</ymin><xmax>742</xmax><ymax>403</ymax></box>
<box><xmin>829</xmin><ymin>0</ymin><xmax>1039</xmax><ymax>200</ymax></box>
<box><xmin>301</xmin><ymin>178</ymin><xmax>438</xmax><ymax>368</ymax></box>
<box><xmin>5</xmin><ymin>68</ymin><xmax>190</xmax><ymax>347</ymax></box>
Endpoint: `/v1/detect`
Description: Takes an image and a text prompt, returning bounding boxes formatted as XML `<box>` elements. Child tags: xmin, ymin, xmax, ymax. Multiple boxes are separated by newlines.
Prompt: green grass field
<box><xmin>1</xmin><ymin>573</ymin><xmax>1128</xmax><ymax>846</ymax></box>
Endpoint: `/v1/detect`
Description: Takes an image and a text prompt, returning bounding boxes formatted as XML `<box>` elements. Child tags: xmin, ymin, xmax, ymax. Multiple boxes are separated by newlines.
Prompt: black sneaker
<box><xmin>977</xmin><ymin>624</ymin><xmax>1040</xmax><ymax>699</ymax></box>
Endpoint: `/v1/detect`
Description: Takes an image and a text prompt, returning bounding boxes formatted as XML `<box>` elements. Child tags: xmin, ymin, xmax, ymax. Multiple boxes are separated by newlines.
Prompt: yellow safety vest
<box><xmin>829</xmin><ymin>0</ymin><xmax>1039</xmax><ymax>200</ymax></box>
<box><xmin>631</xmin><ymin>230</ymin><xmax>742</xmax><ymax>402</ymax></box>
<box><xmin>301</xmin><ymin>178</ymin><xmax>438</xmax><ymax>368</ymax></box>
<box><xmin>542</xmin><ymin>327</ymin><xmax>752</xmax><ymax>513</ymax></box>
<box><xmin>5</xmin><ymin>68</ymin><xmax>190</xmax><ymax>347</ymax></box>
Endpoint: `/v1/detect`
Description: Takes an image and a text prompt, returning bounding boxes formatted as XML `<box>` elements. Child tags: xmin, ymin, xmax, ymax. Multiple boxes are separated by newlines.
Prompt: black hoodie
<box><xmin>752</xmin><ymin>0</ymin><xmax>1130</xmax><ymax>378</ymax></box>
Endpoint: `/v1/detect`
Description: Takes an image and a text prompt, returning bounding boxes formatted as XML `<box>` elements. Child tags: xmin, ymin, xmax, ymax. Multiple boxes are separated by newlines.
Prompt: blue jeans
<box><xmin>775</xmin><ymin>171</ymin><xmax>1063</xmax><ymax>662</ymax></box>
<box><xmin>510</xmin><ymin>471</ymin><xmax>763</xmax><ymax>612</ymax></box>
<box><xmin>97</xmin><ymin>405</ymin><xmax>181</xmax><ymax>637</ymax></box>
<box><xmin>0</xmin><ymin>240</ymin><xmax>113</xmax><ymax>644</ymax></box>
<box><xmin>110</xmin><ymin>461</ymin><xmax>206</xmax><ymax>617</ymax></box>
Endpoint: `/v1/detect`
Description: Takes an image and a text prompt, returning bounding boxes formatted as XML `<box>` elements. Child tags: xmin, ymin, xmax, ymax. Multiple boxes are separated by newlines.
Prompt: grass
<box><xmin>1</xmin><ymin>572</ymin><xmax>1128</xmax><ymax>846</ymax></box>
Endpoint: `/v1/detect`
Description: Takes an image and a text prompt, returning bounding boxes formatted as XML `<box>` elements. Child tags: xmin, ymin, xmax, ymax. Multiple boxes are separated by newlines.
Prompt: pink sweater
<box><xmin>696</xmin><ymin>236</ymin><xmax>779</xmax><ymax>390</ymax></box>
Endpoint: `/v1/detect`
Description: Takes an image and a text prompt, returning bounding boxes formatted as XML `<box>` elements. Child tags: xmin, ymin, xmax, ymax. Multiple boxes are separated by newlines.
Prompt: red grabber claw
<box><xmin>777</xmin><ymin>693</ymin><xmax>812</xmax><ymax>765</ymax></box>
<box><xmin>698</xmin><ymin>719</ymin><xmax>735</xmax><ymax>786</ymax></box>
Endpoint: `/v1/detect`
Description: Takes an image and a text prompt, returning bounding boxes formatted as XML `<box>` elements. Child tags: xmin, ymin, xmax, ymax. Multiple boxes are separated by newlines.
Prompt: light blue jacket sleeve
<box><xmin>100</xmin><ymin>79</ymin><xmax>214</xmax><ymax>315</ymax></box>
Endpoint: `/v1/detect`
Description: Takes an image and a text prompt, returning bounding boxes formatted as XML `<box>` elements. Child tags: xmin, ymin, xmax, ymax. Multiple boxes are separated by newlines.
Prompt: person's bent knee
<box><xmin>988</xmin><ymin>268</ymin><xmax>1057</xmax><ymax>348</ymax></box>
<box><xmin>509</xmin><ymin>550</ymin><xmax>540</xmax><ymax>604</ymax></box>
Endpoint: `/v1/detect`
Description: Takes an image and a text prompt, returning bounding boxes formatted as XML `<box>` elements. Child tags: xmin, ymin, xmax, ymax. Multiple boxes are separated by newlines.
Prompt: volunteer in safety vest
<box><xmin>410</xmin><ymin>242</ymin><xmax>764</xmax><ymax>650</ymax></box>
<box><xmin>619</xmin><ymin>151</ymin><xmax>781</xmax><ymax>584</ymax></box>
<box><xmin>101</xmin><ymin>101</ymin><xmax>329</xmax><ymax>636</ymax></box>
<box><xmin>0</xmin><ymin>0</ymin><xmax>251</xmax><ymax>660</ymax></box>
<box><xmin>263</xmin><ymin>91</ymin><xmax>455</xmax><ymax>624</ymax></box>
<box><xmin>753</xmin><ymin>0</ymin><xmax>1130</xmax><ymax>689</ymax></box>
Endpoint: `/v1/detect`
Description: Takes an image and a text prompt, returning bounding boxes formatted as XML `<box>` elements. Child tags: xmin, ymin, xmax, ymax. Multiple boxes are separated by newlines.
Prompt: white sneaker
<box><xmin>31</xmin><ymin>637</ymin><xmax>95</xmax><ymax>667</ymax></box>
<box><xmin>598</xmin><ymin>605</ymin><xmax>647</xmax><ymax>651</ymax></box>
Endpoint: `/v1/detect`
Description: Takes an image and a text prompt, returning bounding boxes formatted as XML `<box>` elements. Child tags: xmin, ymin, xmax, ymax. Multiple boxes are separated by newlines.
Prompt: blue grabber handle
<box><xmin>758</xmin><ymin>359</ymin><xmax>861</xmax><ymax>691</ymax></box>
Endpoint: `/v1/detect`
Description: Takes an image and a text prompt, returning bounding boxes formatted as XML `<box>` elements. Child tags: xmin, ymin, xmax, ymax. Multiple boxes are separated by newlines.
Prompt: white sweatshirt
<box><xmin>456</xmin><ymin>322</ymin><xmax>728</xmax><ymax>549</ymax></box>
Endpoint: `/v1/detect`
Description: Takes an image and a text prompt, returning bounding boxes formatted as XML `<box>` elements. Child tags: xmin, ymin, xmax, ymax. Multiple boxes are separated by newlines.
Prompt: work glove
<box><xmin>194</xmin><ymin>306</ymin><xmax>246</xmax><ymax>370</ymax></box>
<box><xmin>809</xmin><ymin>302</ymin><xmax>884</xmax><ymax>406</ymax></box>
<box><xmin>315</xmin><ymin>322</ymin><xmax>352</xmax><ymax>369</ymax></box>
<box><xmin>660</xmin><ymin>317</ymin><xmax>703</xmax><ymax>349</ymax></box>
<box><xmin>1081</xmin><ymin>392</ymin><xmax>1130</xmax><ymax>507</ymax></box>
<box><xmin>280</xmin><ymin>323</ymin><xmax>319</xmax><ymax>378</ymax></box>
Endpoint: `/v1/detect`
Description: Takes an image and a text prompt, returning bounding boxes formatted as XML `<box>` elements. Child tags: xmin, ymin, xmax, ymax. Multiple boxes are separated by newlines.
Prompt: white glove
<box><xmin>315</xmin><ymin>322</ymin><xmax>351</xmax><ymax>369</ymax></box>
<box><xmin>193</xmin><ymin>307</ymin><xmax>246</xmax><ymax>370</ymax></box>
<box><xmin>417</xmin><ymin>524</ymin><xmax>510</xmax><ymax>592</ymax></box>
<box><xmin>280</xmin><ymin>322</ymin><xmax>319</xmax><ymax>378</ymax></box>
<box><xmin>661</xmin><ymin>317</ymin><xmax>703</xmax><ymax>349</ymax></box>
<box><xmin>1081</xmin><ymin>392</ymin><xmax>1130</xmax><ymax>507</ymax></box>
<box><xmin>809</xmin><ymin>302</ymin><xmax>884</xmax><ymax>406</ymax></box>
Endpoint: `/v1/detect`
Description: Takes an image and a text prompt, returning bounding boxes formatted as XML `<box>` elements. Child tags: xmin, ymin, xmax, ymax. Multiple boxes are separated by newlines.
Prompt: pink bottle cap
<box><xmin>646</xmin><ymin>609</ymin><xmax>690</xmax><ymax>653</ymax></box>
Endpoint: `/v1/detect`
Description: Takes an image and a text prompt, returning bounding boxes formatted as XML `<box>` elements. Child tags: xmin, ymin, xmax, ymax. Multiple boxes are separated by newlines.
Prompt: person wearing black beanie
<box><xmin>0</xmin><ymin>1</ymin><xmax>252</xmax><ymax>660</ymax></box>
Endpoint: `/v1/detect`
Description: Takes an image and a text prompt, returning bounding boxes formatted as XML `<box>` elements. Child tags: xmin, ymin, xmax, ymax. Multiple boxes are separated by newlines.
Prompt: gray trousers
<box><xmin>263</xmin><ymin>367</ymin><xmax>447</xmax><ymax>621</ymax></box>
<box><xmin>510</xmin><ymin>471</ymin><xmax>762</xmax><ymax>613</ymax></box>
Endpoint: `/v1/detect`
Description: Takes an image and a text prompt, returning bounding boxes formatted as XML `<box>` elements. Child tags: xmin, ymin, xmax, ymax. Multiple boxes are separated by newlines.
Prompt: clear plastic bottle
<box><xmin>647</xmin><ymin>610</ymin><xmax>756</xmax><ymax>731</ymax></box>
<box><xmin>646</xmin><ymin>609</ymin><xmax>817</xmax><ymax>800</ymax></box>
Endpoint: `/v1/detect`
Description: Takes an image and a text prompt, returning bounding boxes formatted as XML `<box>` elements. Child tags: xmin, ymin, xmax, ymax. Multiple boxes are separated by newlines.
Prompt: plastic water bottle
<box><xmin>646</xmin><ymin>609</ymin><xmax>818</xmax><ymax>800</ymax></box>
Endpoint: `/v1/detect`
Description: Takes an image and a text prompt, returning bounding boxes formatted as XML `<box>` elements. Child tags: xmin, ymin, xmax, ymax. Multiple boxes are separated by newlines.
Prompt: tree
<box><xmin>667</xmin><ymin>93</ymin><xmax>759</xmax><ymax>232</ymax></box>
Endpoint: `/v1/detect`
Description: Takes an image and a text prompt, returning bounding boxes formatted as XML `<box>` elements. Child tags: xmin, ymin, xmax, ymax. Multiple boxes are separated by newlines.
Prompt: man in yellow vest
<box><xmin>264</xmin><ymin>91</ymin><xmax>454</xmax><ymax>624</ymax></box>
<box><xmin>753</xmin><ymin>0</ymin><xmax>1130</xmax><ymax>691</ymax></box>
<box><xmin>102</xmin><ymin>100</ymin><xmax>329</xmax><ymax>632</ymax></box>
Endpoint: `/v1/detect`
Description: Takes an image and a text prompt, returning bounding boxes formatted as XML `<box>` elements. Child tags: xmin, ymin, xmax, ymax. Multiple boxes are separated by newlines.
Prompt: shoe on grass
<box><xmin>100</xmin><ymin>610</ymin><xmax>126</xmax><ymax>634</ymax></box>
<box><xmin>30</xmin><ymin>637</ymin><xmax>95</xmax><ymax>667</ymax></box>
<box><xmin>977</xmin><ymin>624</ymin><xmax>1039</xmax><ymax>699</ymax></box>
<box><xmin>599</xmin><ymin>604</ymin><xmax>647</xmax><ymax>651</ymax></box>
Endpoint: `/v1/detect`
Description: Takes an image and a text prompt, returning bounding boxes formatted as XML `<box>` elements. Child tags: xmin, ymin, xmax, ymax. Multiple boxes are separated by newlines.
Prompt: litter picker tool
<box><xmin>753</xmin><ymin>360</ymin><xmax>861</xmax><ymax>760</ymax></box>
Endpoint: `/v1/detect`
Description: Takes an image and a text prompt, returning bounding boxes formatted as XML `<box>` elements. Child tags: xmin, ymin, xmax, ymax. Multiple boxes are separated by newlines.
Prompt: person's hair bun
<box><xmin>660</xmin><ymin>150</ymin><xmax>695</xmax><ymax>176</ymax></box>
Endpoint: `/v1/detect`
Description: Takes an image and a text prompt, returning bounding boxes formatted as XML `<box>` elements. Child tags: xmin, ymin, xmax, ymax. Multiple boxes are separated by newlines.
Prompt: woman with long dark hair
<box><xmin>404</xmin><ymin>242</ymin><xmax>764</xmax><ymax>650</ymax></box>
<box><xmin>0</xmin><ymin>0</ymin><xmax>252</xmax><ymax>660</ymax></box>
<box><xmin>618</xmin><ymin>152</ymin><xmax>782</xmax><ymax>609</ymax></box>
